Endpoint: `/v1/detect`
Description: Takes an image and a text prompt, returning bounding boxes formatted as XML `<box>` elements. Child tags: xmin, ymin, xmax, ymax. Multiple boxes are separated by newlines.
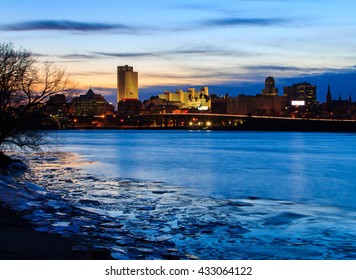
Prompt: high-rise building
<box><xmin>117</xmin><ymin>65</ymin><xmax>138</xmax><ymax>104</ymax></box>
<box><xmin>72</xmin><ymin>88</ymin><xmax>114</xmax><ymax>116</ymax></box>
<box><xmin>262</xmin><ymin>76</ymin><xmax>278</xmax><ymax>96</ymax></box>
<box><xmin>283</xmin><ymin>82</ymin><xmax>317</xmax><ymax>108</ymax></box>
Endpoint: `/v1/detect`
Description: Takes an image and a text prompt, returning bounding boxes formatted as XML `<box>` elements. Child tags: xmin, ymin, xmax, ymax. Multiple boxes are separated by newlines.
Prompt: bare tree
<box><xmin>0</xmin><ymin>42</ymin><xmax>76</xmax><ymax>154</ymax></box>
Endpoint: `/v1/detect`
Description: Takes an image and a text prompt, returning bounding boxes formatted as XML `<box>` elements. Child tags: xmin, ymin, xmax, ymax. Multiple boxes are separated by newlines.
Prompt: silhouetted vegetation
<box><xmin>0</xmin><ymin>42</ymin><xmax>76</xmax><ymax>155</ymax></box>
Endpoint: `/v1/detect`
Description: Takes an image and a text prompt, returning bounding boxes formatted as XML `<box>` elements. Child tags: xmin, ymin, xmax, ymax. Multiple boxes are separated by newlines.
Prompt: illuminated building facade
<box><xmin>283</xmin><ymin>82</ymin><xmax>317</xmax><ymax>108</ymax></box>
<box><xmin>262</xmin><ymin>76</ymin><xmax>279</xmax><ymax>96</ymax></box>
<box><xmin>117</xmin><ymin>65</ymin><xmax>138</xmax><ymax>103</ymax></box>
<box><xmin>72</xmin><ymin>88</ymin><xmax>114</xmax><ymax>116</ymax></box>
<box><xmin>158</xmin><ymin>86</ymin><xmax>211</xmax><ymax>110</ymax></box>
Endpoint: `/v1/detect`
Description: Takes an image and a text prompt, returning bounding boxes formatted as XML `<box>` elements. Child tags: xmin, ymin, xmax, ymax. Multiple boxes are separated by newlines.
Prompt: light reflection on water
<box><xmin>11</xmin><ymin>130</ymin><xmax>356</xmax><ymax>259</ymax></box>
<box><xmin>50</xmin><ymin>130</ymin><xmax>356</xmax><ymax>210</ymax></box>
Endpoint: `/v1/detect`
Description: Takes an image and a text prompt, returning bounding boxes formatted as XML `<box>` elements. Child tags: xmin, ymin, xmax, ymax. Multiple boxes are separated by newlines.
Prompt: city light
<box><xmin>291</xmin><ymin>100</ymin><xmax>306</xmax><ymax>106</ymax></box>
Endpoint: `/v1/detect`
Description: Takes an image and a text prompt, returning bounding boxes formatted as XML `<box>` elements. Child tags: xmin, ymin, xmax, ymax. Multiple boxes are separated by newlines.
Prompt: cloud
<box><xmin>245</xmin><ymin>65</ymin><xmax>304</xmax><ymax>71</ymax></box>
<box><xmin>93</xmin><ymin>50</ymin><xmax>211</xmax><ymax>58</ymax></box>
<box><xmin>1</xmin><ymin>17</ymin><xmax>290</xmax><ymax>37</ymax></box>
<box><xmin>31</xmin><ymin>52</ymin><xmax>50</xmax><ymax>58</ymax></box>
<box><xmin>167</xmin><ymin>3</ymin><xmax>229</xmax><ymax>14</ymax></box>
<box><xmin>93</xmin><ymin>51</ymin><xmax>154</xmax><ymax>58</ymax></box>
<box><xmin>60</xmin><ymin>54</ymin><xmax>101</xmax><ymax>59</ymax></box>
<box><xmin>92</xmin><ymin>49</ymin><xmax>246</xmax><ymax>58</ymax></box>
<box><xmin>142</xmin><ymin>71</ymin><xmax>241</xmax><ymax>81</ymax></box>
<box><xmin>68</xmin><ymin>71</ymin><xmax>114</xmax><ymax>77</ymax></box>
<box><xmin>203</xmin><ymin>17</ymin><xmax>289</xmax><ymax>27</ymax></box>
<box><xmin>1</xmin><ymin>20</ymin><xmax>133</xmax><ymax>32</ymax></box>
<box><xmin>244</xmin><ymin>65</ymin><xmax>338</xmax><ymax>73</ymax></box>
<box><xmin>94</xmin><ymin>50</ymin><xmax>205</xmax><ymax>58</ymax></box>
<box><xmin>56</xmin><ymin>49</ymin><xmax>247</xmax><ymax>60</ymax></box>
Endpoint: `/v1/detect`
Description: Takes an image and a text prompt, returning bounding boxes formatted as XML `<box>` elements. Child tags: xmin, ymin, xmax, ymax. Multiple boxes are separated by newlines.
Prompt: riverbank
<box><xmin>0</xmin><ymin>156</ymin><xmax>112</xmax><ymax>260</ymax></box>
<box><xmin>0</xmin><ymin>202</ymin><xmax>114</xmax><ymax>260</ymax></box>
<box><xmin>0</xmin><ymin>152</ymin><xmax>193</xmax><ymax>260</ymax></box>
<box><xmin>0</xmin><ymin>203</ymin><xmax>79</xmax><ymax>260</ymax></box>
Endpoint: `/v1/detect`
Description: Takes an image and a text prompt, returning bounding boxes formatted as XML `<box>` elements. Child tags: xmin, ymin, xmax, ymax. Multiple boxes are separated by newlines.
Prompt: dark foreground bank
<box><xmin>0</xmin><ymin>194</ymin><xmax>115</xmax><ymax>260</ymax></box>
<box><xmin>0</xmin><ymin>155</ymin><xmax>112</xmax><ymax>260</ymax></box>
<box><xmin>0</xmin><ymin>203</ymin><xmax>79</xmax><ymax>260</ymax></box>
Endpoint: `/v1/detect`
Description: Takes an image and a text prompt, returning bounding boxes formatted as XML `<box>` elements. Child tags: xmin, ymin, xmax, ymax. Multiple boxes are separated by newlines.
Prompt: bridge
<box><xmin>118</xmin><ymin>113</ymin><xmax>356</xmax><ymax>132</ymax></box>
<box><xmin>119</xmin><ymin>113</ymin><xmax>247</xmax><ymax>129</ymax></box>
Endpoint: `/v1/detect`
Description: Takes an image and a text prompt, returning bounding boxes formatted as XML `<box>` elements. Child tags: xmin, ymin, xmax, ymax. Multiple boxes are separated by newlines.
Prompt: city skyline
<box><xmin>2</xmin><ymin>0</ymin><xmax>356</xmax><ymax>102</ymax></box>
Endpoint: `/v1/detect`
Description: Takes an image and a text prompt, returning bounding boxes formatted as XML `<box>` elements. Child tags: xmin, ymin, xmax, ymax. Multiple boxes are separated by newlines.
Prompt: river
<box><xmin>7</xmin><ymin>130</ymin><xmax>356</xmax><ymax>259</ymax></box>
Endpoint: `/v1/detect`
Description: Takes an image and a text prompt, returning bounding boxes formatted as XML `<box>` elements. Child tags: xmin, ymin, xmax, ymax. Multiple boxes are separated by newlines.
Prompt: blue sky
<box><xmin>1</xmin><ymin>0</ymin><xmax>356</xmax><ymax>102</ymax></box>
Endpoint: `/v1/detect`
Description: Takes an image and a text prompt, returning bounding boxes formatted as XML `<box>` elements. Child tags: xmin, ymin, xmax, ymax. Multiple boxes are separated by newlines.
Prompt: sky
<box><xmin>1</xmin><ymin>0</ymin><xmax>356</xmax><ymax>103</ymax></box>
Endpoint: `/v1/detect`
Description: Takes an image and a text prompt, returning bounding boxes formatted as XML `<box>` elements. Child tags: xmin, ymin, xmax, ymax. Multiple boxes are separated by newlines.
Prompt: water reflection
<box><xmin>50</xmin><ymin>130</ymin><xmax>356</xmax><ymax>210</ymax></box>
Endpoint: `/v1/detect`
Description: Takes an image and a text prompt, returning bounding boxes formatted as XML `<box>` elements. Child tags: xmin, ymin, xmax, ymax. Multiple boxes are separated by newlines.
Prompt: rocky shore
<box><xmin>0</xmin><ymin>154</ymin><xmax>111</xmax><ymax>260</ymax></box>
<box><xmin>0</xmin><ymin>203</ymin><xmax>78</xmax><ymax>259</ymax></box>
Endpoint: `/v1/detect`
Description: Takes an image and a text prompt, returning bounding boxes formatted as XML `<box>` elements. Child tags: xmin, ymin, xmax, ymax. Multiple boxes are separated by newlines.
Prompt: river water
<box><xmin>53</xmin><ymin>130</ymin><xmax>356</xmax><ymax>208</ymax></box>
<box><xmin>5</xmin><ymin>130</ymin><xmax>356</xmax><ymax>259</ymax></box>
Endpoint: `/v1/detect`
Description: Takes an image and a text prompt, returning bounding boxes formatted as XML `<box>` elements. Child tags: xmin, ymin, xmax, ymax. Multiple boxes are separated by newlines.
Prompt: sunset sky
<box><xmin>1</xmin><ymin>0</ymin><xmax>356</xmax><ymax>102</ymax></box>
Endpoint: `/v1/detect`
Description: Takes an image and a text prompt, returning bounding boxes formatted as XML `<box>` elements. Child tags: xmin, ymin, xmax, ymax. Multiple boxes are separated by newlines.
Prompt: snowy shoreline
<box><xmin>0</xmin><ymin>155</ymin><xmax>113</xmax><ymax>259</ymax></box>
<box><xmin>0</xmin><ymin>152</ymin><xmax>194</xmax><ymax>260</ymax></box>
<box><xmin>1</xmin><ymin>151</ymin><xmax>356</xmax><ymax>260</ymax></box>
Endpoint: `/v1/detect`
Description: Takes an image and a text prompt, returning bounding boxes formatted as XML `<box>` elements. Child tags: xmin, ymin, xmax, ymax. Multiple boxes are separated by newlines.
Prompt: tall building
<box><xmin>72</xmin><ymin>88</ymin><xmax>114</xmax><ymax>116</ymax></box>
<box><xmin>283</xmin><ymin>82</ymin><xmax>317</xmax><ymax>108</ymax></box>
<box><xmin>117</xmin><ymin>65</ymin><xmax>138</xmax><ymax>103</ymax></box>
<box><xmin>262</xmin><ymin>76</ymin><xmax>278</xmax><ymax>96</ymax></box>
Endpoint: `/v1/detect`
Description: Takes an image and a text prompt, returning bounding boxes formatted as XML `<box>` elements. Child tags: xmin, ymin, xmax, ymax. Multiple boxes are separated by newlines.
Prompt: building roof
<box><xmin>86</xmin><ymin>88</ymin><xmax>95</xmax><ymax>97</ymax></box>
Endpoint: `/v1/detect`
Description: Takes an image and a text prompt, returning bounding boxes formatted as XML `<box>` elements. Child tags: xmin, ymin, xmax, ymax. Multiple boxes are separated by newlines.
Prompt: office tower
<box><xmin>262</xmin><ymin>76</ymin><xmax>279</xmax><ymax>96</ymax></box>
<box><xmin>72</xmin><ymin>88</ymin><xmax>114</xmax><ymax>116</ymax></box>
<box><xmin>117</xmin><ymin>65</ymin><xmax>138</xmax><ymax>103</ymax></box>
<box><xmin>283</xmin><ymin>82</ymin><xmax>317</xmax><ymax>107</ymax></box>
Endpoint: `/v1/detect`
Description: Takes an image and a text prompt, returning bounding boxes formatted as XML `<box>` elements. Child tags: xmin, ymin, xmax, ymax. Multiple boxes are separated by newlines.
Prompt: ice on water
<box><xmin>1</xmin><ymin>151</ymin><xmax>355</xmax><ymax>259</ymax></box>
